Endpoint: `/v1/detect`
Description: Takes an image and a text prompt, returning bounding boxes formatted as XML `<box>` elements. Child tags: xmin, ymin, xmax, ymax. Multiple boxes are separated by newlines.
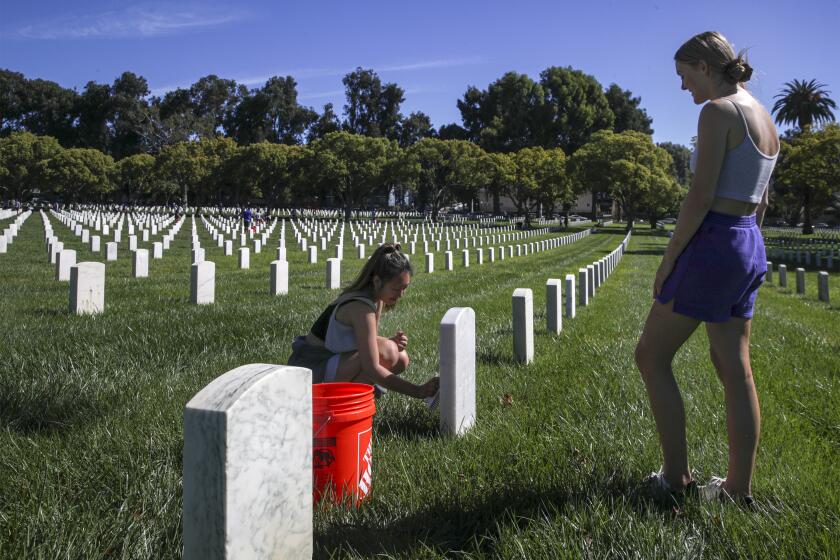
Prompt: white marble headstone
<box><xmin>440</xmin><ymin>307</ymin><xmax>476</xmax><ymax>436</ymax></box>
<box><xmin>70</xmin><ymin>262</ymin><xmax>105</xmax><ymax>315</ymax></box>
<box><xmin>817</xmin><ymin>271</ymin><xmax>829</xmax><ymax>303</ymax></box>
<box><xmin>133</xmin><ymin>249</ymin><xmax>149</xmax><ymax>278</ymax></box>
<box><xmin>565</xmin><ymin>274</ymin><xmax>576</xmax><ymax>318</ymax></box>
<box><xmin>512</xmin><ymin>288</ymin><xmax>534</xmax><ymax>364</ymax></box>
<box><xmin>579</xmin><ymin>268</ymin><xmax>589</xmax><ymax>306</ymax></box>
<box><xmin>56</xmin><ymin>249</ymin><xmax>77</xmax><ymax>282</ymax></box>
<box><xmin>546</xmin><ymin>279</ymin><xmax>562</xmax><ymax>334</ymax></box>
<box><xmin>183</xmin><ymin>364</ymin><xmax>312</xmax><ymax>560</ymax></box>
<box><xmin>326</xmin><ymin>258</ymin><xmax>340</xmax><ymax>290</ymax></box>
<box><xmin>191</xmin><ymin>261</ymin><xmax>215</xmax><ymax>304</ymax></box>
<box><xmin>270</xmin><ymin>260</ymin><xmax>288</xmax><ymax>295</ymax></box>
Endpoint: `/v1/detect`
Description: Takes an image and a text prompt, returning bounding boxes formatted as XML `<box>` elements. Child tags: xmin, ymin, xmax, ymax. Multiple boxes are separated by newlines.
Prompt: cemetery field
<box><xmin>1</xmin><ymin>217</ymin><xmax>839</xmax><ymax>559</ymax></box>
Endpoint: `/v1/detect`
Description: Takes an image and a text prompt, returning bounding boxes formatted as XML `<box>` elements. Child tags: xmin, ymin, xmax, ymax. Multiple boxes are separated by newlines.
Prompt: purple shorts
<box><xmin>656</xmin><ymin>211</ymin><xmax>766</xmax><ymax>322</ymax></box>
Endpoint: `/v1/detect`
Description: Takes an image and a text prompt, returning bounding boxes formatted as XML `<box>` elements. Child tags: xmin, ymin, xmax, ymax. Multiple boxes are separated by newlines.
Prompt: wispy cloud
<box><xmin>10</xmin><ymin>3</ymin><xmax>247</xmax><ymax>40</ymax></box>
<box><xmin>297</xmin><ymin>86</ymin><xmax>444</xmax><ymax>102</ymax></box>
<box><xmin>298</xmin><ymin>89</ymin><xmax>346</xmax><ymax>101</ymax></box>
<box><xmin>150</xmin><ymin>57</ymin><xmax>485</xmax><ymax>96</ymax></box>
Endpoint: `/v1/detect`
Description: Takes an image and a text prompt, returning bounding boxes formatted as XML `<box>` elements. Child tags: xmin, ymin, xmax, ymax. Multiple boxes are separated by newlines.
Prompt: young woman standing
<box><xmin>635</xmin><ymin>31</ymin><xmax>779</xmax><ymax>505</ymax></box>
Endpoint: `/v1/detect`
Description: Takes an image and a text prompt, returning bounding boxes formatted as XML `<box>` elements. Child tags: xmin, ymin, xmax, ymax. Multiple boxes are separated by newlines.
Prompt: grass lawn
<box><xmin>1</xmin><ymin>215</ymin><xmax>838</xmax><ymax>559</ymax></box>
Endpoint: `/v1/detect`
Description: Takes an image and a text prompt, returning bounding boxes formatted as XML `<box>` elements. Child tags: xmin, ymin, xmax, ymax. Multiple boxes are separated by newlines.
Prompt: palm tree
<box><xmin>772</xmin><ymin>79</ymin><xmax>837</xmax><ymax>133</ymax></box>
<box><xmin>772</xmin><ymin>80</ymin><xmax>837</xmax><ymax>233</ymax></box>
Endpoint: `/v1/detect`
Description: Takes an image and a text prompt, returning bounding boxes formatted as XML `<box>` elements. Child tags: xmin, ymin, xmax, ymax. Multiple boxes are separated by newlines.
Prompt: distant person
<box><xmin>242</xmin><ymin>208</ymin><xmax>252</xmax><ymax>231</ymax></box>
<box><xmin>288</xmin><ymin>243</ymin><xmax>439</xmax><ymax>400</ymax></box>
<box><xmin>635</xmin><ymin>31</ymin><xmax>778</xmax><ymax>507</ymax></box>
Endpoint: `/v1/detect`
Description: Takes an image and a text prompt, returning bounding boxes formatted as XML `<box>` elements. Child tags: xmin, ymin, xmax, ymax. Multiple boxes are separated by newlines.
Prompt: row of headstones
<box><xmin>285</xmin><ymin>219</ymin><xmax>562</xmax><ymax>265</ymax></box>
<box><xmin>0</xmin><ymin>209</ymin><xmax>20</xmax><ymax>221</ymax></box>
<box><xmin>766</xmin><ymin>247</ymin><xmax>838</xmax><ymax>270</ymax></box>
<box><xmin>197</xmin><ymin>216</ymin><xmax>278</xmax><ymax>261</ymax></box>
<box><xmin>766</xmin><ymin>234</ymin><xmax>839</xmax><ymax>248</ymax></box>
<box><xmin>203</xmin><ymin>212</ymin><xmax>276</xmax><ymax>238</ymax></box>
<box><xmin>152</xmin><ymin>227</ymin><xmax>596</xmax><ymax>313</ymax></box>
<box><xmin>767</xmin><ymin>262</ymin><xmax>831</xmax><ymax>303</ymax></box>
<box><xmin>293</xmin><ymin>219</ymin><xmax>521</xmax><ymax>250</ymax></box>
<box><xmin>0</xmin><ymin>211</ymin><xmax>31</xmax><ymax>253</ymax></box>
<box><xmin>420</xmin><ymin>229</ymin><xmax>592</xmax><ymax>273</ymax></box>
<box><xmin>45</xmin><ymin>211</ymin><xmax>185</xmax><ymax>271</ymax></box>
<box><xmin>763</xmin><ymin>226</ymin><xmax>840</xmax><ymax>240</ymax></box>
<box><xmin>58</xmin><ymin>208</ymin><xmax>173</xmax><ymax>238</ymax></box>
<box><xmin>52</xmin><ymin>209</ymin><xmax>179</xmax><ymax>249</ymax></box>
<box><xmin>182</xmin><ymin>305</ymin><xmax>477</xmax><ymax>558</ymax></box>
<box><xmin>192</xmin><ymin>226</ymin><xmax>589</xmax><ymax>306</ymax></box>
<box><xmin>45</xmin><ymin>217</ymin><xmax>187</xmax><ymax>315</ymax></box>
<box><xmin>512</xmin><ymin>232</ymin><xmax>632</xmax><ymax>363</ymax></box>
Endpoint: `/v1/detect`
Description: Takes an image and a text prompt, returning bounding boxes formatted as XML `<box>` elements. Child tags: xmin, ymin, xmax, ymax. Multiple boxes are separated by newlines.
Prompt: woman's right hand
<box><xmin>415</xmin><ymin>376</ymin><xmax>439</xmax><ymax>399</ymax></box>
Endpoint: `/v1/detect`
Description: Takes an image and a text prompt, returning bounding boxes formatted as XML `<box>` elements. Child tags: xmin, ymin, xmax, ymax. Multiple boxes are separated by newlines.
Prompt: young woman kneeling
<box><xmin>289</xmin><ymin>243</ymin><xmax>439</xmax><ymax>399</ymax></box>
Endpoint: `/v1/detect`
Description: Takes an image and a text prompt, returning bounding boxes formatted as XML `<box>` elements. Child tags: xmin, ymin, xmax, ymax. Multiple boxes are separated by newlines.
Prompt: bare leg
<box><xmin>706</xmin><ymin>318</ymin><xmax>760</xmax><ymax>496</ymax></box>
<box><xmin>334</xmin><ymin>337</ymin><xmax>409</xmax><ymax>382</ymax></box>
<box><xmin>635</xmin><ymin>299</ymin><xmax>701</xmax><ymax>491</ymax></box>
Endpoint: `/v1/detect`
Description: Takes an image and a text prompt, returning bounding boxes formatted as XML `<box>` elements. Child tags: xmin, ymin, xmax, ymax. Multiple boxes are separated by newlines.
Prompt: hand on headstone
<box><xmin>417</xmin><ymin>376</ymin><xmax>439</xmax><ymax>399</ymax></box>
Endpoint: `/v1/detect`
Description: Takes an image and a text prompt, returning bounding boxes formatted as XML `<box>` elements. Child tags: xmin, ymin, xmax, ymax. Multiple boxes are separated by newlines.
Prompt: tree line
<box><xmin>1</xmin><ymin>67</ymin><xmax>836</xmax><ymax>232</ymax></box>
<box><xmin>0</xmin><ymin>128</ymin><xmax>685</xmax><ymax>229</ymax></box>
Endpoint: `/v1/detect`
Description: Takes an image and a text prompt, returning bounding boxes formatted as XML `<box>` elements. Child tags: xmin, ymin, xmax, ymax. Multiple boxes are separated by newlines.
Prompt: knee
<box><xmin>635</xmin><ymin>338</ymin><xmax>668</xmax><ymax>383</ymax></box>
<box><xmin>378</xmin><ymin>340</ymin><xmax>401</xmax><ymax>369</ymax></box>
<box><xmin>393</xmin><ymin>351</ymin><xmax>409</xmax><ymax>374</ymax></box>
<box><xmin>634</xmin><ymin>339</ymin><xmax>653</xmax><ymax>376</ymax></box>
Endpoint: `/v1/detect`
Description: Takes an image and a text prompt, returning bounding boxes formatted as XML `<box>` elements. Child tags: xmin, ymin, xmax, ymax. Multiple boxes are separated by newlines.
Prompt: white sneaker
<box><xmin>699</xmin><ymin>476</ymin><xmax>727</xmax><ymax>501</ymax></box>
<box><xmin>700</xmin><ymin>476</ymin><xmax>756</xmax><ymax>507</ymax></box>
<box><xmin>640</xmin><ymin>467</ymin><xmax>698</xmax><ymax>502</ymax></box>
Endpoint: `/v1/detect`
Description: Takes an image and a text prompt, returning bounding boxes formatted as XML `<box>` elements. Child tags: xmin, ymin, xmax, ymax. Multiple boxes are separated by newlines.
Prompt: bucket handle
<box><xmin>313</xmin><ymin>413</ymin><xmax>333</xmax><ymax>438</ymax></box>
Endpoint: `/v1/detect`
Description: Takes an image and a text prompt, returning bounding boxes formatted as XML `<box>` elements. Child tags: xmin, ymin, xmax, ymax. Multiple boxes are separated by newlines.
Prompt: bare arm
<box><xmin>755</xmin><ymin>180</ymin><xmax>770</xmax><ymax>228</ymax></box>
<box><xmin>350</xmin><ymin>306</ymin><xmax>423</xmax><ymax>398</ymax></box>
<box><xmin>663</xmin><ymin>101</ymin><xmax>731</xmax><ymax>264</ymax></box>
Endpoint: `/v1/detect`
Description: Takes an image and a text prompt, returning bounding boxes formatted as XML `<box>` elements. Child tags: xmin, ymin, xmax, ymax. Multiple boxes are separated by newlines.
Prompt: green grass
<box><xmin>1</xmin><ymin>216</ymin><xmax>838</xmax><ymax>559</ymax></box>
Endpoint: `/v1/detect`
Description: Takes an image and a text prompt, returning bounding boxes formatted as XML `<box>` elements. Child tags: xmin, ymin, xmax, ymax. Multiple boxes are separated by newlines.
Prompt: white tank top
<box><xmin>324</xmin><ymin>292</ymin><xmax>377</xmax><ymax>354</ymax></box>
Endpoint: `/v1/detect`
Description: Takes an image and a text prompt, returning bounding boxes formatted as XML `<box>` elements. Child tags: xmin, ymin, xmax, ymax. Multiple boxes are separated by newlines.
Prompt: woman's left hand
<box><xmin>392</xmin><ymin>330</ymin><xmax>408</xmax><ymax>351</ymax></box>
<box><xmin>653</xmin><ymin>256</ymin><xmax>676</xmax><ymax>299</ymax></box>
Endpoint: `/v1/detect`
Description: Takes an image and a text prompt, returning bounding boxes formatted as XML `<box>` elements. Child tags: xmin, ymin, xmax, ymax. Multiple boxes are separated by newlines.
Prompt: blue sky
<box><xmin>1</xmin><ymin>0</ymin><xmax>838</xmax><ymax>146</ymax></box>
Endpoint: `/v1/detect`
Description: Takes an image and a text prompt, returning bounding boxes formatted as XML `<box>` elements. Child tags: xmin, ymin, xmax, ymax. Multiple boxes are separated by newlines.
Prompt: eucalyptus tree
<box><xmin>342</xmin><ymin>68</ymin><xmax>404</xmax><ymax>140</ymax></box>
<box><xmin>605</xmin><ymin>84</ymin><xmax>653</xmax><ymax>134</ymax></box>
<box><xmin>569</xmin><ymin>130</ymin><xmax>674</xmax><ymax>231</ymax></box>
<box><xmin>310</xmin><ymin>132</ymin><xmax>401</xmax><ymax>221</ymax></box>
<box><xmin>0</xmin><ymin>131</ymin><xmax>62</xmax><ymax>200</ymax></box>
<box><xmin>34</xmin><ymin>148</ymin><xmax>114</xmax><ymax>202</ymax></box>
<box><xmin>405</xmin><ymin>138</ymin><xmax>486</xmax><ymax>221</ymax></box>
<box><xmin>774</xmin><ymin>124</ymin><xmax>840</xmax><ymax>233</ymax></box>
<box><xmin>506</xmin><ymin>147</ymin><xmax>570</xmax><ymax>226</ymax></box>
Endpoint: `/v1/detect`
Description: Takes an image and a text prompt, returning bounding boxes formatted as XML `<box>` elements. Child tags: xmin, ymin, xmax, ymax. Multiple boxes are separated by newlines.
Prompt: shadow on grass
<box><xmin>314</xmin><ymin>472</ymin><xmax>686</xmax><ymax>558</ymax></box>
<box><xmin>374</xmin><ymin>406</ymin><xmax>439</xmax><ymax>441</ymax></box>
<box><xmin>0</xmin><ymin>388</ymin><xmax>103</xmax><ymax>434</ymax></box>
<box><xmin>478</xmin><ymin>347</ymin><xmax>519</xmax><ymax>366</ymax></box>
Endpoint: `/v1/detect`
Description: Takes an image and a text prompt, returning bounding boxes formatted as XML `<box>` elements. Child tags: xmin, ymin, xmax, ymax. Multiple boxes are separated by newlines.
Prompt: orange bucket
<box><xmin>312</xmin><ymin>383</ymin><xmax>376</xmax><ymax>505</ymax></box>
